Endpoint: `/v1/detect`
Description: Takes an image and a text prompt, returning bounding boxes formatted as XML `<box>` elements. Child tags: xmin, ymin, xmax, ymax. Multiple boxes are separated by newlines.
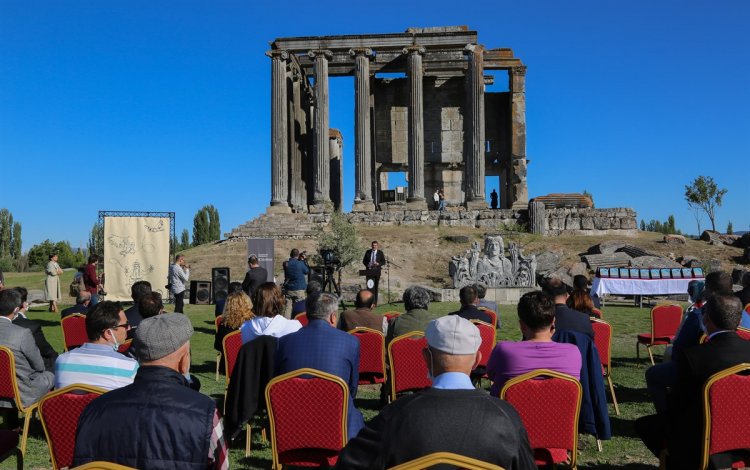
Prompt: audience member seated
<box><xmin>214</xmin><ymin>291</ymin><xmax>254</xmax><ymax>356</ymax></box>
<box><xmin>0</xmin><ymin>289</ymin><xmax>54</xmax><ymax>408</ymax></box>
<box><xmin>73</xmin><ymin>313</ymin><xmax>227</xmax><ymax>469</ymax></box>
<box><xmin>487</xmin><ymin>291</ymin><xmax>581</xmax><ymax>396</ymax></box>
<box><xmin>12</xmin><ymin>287</ymin><xmax>58</xmax><ymax>372</ymax></box>
<box><xmin>386</xmin><ymin>286</ymin><xmax>440</xmax><ymax>343</ymax></box>
<box><xmin>448</xmin><ymin>285</ymin><xmax>494</xmax><ymax>326</ymax></box>
<box><xmin>737</xmin><ymin>272</ymin><xmax>750</xmax><ymax>328</ymax></box>
<box><xmin>275</xmin><ymin>292</ymin><xmax>364</xmax><ymax>440</ymax></box>
<box><xmin>124</xmin><ymin>280</ymin><xmax>151</xmax><ymax>336</ymax></box>
<box><xmin>215</xmin><ymin>281</ymin><xmax>243</xmax><ymax>317</ymax></box>
<box><xmin>542</xmin><ymin>278</ymin><xmax>594</xmax><ymax>338</ymax></box>
<box><xmin>242</xmin><ymin>282</ymin><xmax>302</xmax><ymax>344</ymax></box>
<box><xmin>61</xmin><ymin>291</ymin><xmax>92</xmax><ymax>318</ymax></box>
<box><xmin>291</xmin><ymin>280</ymin><xmax>321</xmax><ymax>318</ymax></box>
<box><xmin>636</xmin><ymin>294</ymin><xmax>750</xmax><ymax>469</ymax></box>
<box><xmin>572</xmin><ymin>274</ymin><xmax>601</xmax><ymax>308</ymax></box>
<box><xmin>139</xmin><ymin>292</ymin><xmax>166</xmax><ymax>320</ymax></box>
<box><xmin>567</xmin><ymin>289</ymin><xmax>597</xmax><ymax>317</ymax></box>
<box><xmin>339</xmin><ymin>289</ymin><xmax>387</xmax><ymax>333</ymax></box>
<box><xmin>54</xmin><ymin>301</ymin><xmax>138</xmax><ymax>390</ymax></box>
<box><xmin>475</xmin><ymin>283</ymin><xmax>501</xmax><ymax>329</ymax></box>
<box><xmin>336</xmin><ymin>315</ymin><xmax>535</xmax><ymax>469</ymax></box>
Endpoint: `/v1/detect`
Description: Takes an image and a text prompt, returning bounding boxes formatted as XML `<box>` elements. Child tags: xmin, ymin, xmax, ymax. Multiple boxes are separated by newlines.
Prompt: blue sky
<box><xmin>2</xmin><ymin>0</ymin><xmax>748</xmax><ymax>249</ymax></box>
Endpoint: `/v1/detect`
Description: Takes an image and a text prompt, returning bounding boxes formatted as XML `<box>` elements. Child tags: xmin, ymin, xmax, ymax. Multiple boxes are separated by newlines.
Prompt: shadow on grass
<box><xmin>609</xmin><ymin>415</ymin><xmax>641</xmax><ymax>439</ymax></box>
<box><xmin>29</xmin><ymin>319</ymin><xmax>60</xmax><ymax>328</ymax></box>
<box><xmin>611</xmin><ymin>385</ymin><xmax>651</xmax><ymax>405</ymax></box>
<box><xmin>582</xmin><ymin>464</ymin><xmax>656</xmax><ymax>470</ymax></box>
<box><xmin>192</xmin><ymin>360</ymin><xmax>219</xmax><ymax>375</ymax></box>
<box><xmin>194</xmin><ymin>326</ymin><xmax>215</xmax><ymax>335</ymax></box>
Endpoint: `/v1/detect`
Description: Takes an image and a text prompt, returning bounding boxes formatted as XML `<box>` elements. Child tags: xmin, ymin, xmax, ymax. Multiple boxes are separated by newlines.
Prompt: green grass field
<box><xmin>2</xmin><ymin>272</ymin><xmax>663</xmax><ymax>469</ymax></box>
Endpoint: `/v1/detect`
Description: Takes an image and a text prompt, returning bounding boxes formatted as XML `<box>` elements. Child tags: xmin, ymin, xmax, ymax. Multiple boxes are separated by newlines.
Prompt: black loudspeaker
<box><xmin>189</xmin><ymin>281</ymin><xmax>212</xmax><ymax>305</ymax></box>
<box><xmin>212</xmin><ymin>267</ymin><xmax>230</xmax><ymax>305</ymax></box>
<box><xmin>309</xmin><ymin>266</ymin><xmax>325</xmax><ymax>286</ymax></box>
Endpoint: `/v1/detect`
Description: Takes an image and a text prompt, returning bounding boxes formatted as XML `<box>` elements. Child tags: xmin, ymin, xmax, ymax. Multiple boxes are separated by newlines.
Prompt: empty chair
<box><xmin>349</xmin><ymin>327</ymin><xmax>386</xmax><ymax>385</ymax></box>
<box><xmin>61</xmin><ymin>314</ymin><xmax>88</xmax><ymax>351</ymax></box>
<box><xmin>387</xmin><ymin>332</ymin><xmax>431</xmax><ymax>402</ymax></box>
<box><xmin>636</xmin><ymin>304</ymin><xmax>682</xmax><ymax>365</ymax></box>
<box><xmin>590</xmin><ymin>319</ymin><xmax>619</xmax><ymax>415</ymax></box>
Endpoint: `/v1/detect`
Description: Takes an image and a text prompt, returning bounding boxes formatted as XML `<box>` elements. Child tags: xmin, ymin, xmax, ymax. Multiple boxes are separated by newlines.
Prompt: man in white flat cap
<box><xmin>336</xmin><ymin>315</ymin><xmax>535</xmax><ymax>470</ymax></box>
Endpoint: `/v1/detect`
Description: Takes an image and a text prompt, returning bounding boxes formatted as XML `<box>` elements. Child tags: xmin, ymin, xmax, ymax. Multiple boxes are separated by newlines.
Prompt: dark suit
<box><xmin>275</xmin><ymin>319</ymin><xmax>364</xmax><ymax>439</ymax></box>
<box><xmin>241</xmin><ymin>266</ymin><xmax>268</xmax><ymax>297</ymax></box>
<box><xmin>13</xmin><ymin>315</ymin><xmax>58</xmax><ymax>372</ymax></box>
<box><xmin>449</xmin><ymin>305</ymin><xmax>494</xmax><ymax>326</ymax></box>
<box><xmin>339</xmin><ymin>308</ymin><xmax>386</xmax><ymax>333</ymax></box>
<box><xmin>123</xmin><ymin>305</ymin><xmax>143</xmax><ymax>339</ymax></box>
<box><xmin>61</xmin><ymin>303</ymin><xmax>89</xmax><ymax>318</ymax></box>
<box><xmin>554</xmin><ymin>304</ymin><xmax>594</xmax><ymax>338</ymax></box>
<box><xmin>363</xmin><ymin>249</ymin><xmax>386</xmax><ymax>304</ymax></box>
<box><xmin>637</xmin><ymin>331</ymin><xmax>750</xmax><ymax>469</ymax></box>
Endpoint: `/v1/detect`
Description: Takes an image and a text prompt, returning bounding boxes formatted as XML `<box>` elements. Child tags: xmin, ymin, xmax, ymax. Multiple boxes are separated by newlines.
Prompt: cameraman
<box><xmin>283</xmin><ymin>248</ymin><xmax>308</xmax><ymax>318</ymax></box>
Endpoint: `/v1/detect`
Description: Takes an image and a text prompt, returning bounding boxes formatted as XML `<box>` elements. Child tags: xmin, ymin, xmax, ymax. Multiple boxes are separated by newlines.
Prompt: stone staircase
<box><xmin>225</xmin><ymin>212</ymin><xmax>323</xmax><ymax>239</ymax></box>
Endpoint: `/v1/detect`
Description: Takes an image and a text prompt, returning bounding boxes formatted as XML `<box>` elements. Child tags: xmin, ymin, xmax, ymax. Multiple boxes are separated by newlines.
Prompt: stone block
<box><xmin>664</xmin><ymin>234</ymin><xmax>687</xmax><ymax>244</ymax></box>
<box><xmin>581</xmin><ymin>217</ymin><xmax>594</xmax><ymax>230</ymax></box>
<box><xmin>568</xmin><ymin>262</ymin><xmax>588</xmax><ymax>278</ymax></box>
<box><xmin>534</xmin><ymin>251</ymin><xmax>561</xmax><ymax>275</ymax></box>
<box><xmin>565</xmin><ymin>217</ymin><xmax>581</xmax><ymax>230</ymax></box>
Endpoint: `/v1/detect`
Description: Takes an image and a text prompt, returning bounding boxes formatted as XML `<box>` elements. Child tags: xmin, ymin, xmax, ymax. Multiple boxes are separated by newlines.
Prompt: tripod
<box><xmin>321</xmin><ymin>264</ymin><xmax>341</xmax><ymax>297</ymax></box>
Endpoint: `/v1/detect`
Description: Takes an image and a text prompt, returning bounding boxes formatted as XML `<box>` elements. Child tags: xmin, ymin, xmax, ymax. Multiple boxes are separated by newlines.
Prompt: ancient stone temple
<box><xmin>265</xmin><ymin>26</ymin><xmax>528</xmax><ymax>214</ymax></box>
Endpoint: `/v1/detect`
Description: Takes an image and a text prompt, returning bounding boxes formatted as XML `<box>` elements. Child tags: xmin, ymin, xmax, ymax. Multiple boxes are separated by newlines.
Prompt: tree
<box><xmin>206</xmin><ymin>205</ymin><xmax>221</xmax><ymax>241</ymax></box>
<box><xmin>88</xmin><ymin>221</ymin><xmax>103</xmax><ymax>256</ymax></box>
<box><xmin>685</xmin><ymin>176</ymin><xmax>727</xmax><ymax>232</ymax></box>
<box><xmin>316</xmin><ymin>212</ymin><xmax>359</xmax><ymax>269</ymax></box>
<box><xmin>0</xmin><ymin>209</ymin><xmax>11</xmax><ymax>257</ymax></box>
<box><xmin>10</xmin><ymin>222</ymin><xmax>21</xmax><ymax>259</ymax></box>
<box><xmin>193</xmin><ymin>208</ymin><xmax>209</xmax><ymax>246</ymax></box>
<box><xmin>180</xmin><ymin>229</ymin><xmax>190</xmax><ymax>250</ymax></box>
<box><xmin>27</xmin><ymin>240</ymin><xmax>83</xmax><ymax>269</ymax></box>
<box><xmin>640</xmin><ymin>220</ymin><xmax>646</xmax><ymax>231</ymax></box>
<box><xmin>727</xmin><ymin>220</ymin><xmax>733</xmax><ymax>235</ymax></box>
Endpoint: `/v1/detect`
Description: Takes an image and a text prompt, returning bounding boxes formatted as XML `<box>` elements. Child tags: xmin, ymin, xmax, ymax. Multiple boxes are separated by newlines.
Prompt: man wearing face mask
<box><xmin>74</xmin><ymin>313</ymin><xmax>227</xmax><ymax>470</ymax></box>
<box><xmin>0</xmin><ymin>289</ymin><xmax>54</xmax><ymax>409</ymax></box>
<box><xmin>336</xmin><ymin>315</ymin><xmax>536</xmax><ymax>470</ymax></box>
<box><xmin>54</xmin><ymin>301</ymin><xmax>138</xmax><ymax>390</ymax></box>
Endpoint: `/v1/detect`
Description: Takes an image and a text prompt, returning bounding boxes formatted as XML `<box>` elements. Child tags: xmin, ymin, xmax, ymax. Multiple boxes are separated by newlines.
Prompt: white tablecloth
<box><xmin>591</xmin><ymin>277</ymin><xmax>704</xmax><ymax>297</ymax></box>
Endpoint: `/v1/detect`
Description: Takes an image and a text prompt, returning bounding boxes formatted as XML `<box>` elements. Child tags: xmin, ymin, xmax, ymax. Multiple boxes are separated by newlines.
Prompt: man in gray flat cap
<box><xmin>73</xmin><ymin>313</ymin><xmax>228</xmax><ymax>470</ymax></box>
<box><xmin>336</xmin><ymin>315</ymin><xmax>535</xmax><ymax>469</ymax></box>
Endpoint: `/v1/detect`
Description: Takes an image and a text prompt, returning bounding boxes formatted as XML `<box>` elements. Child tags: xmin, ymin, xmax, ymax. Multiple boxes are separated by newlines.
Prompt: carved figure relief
<box><xmin>449</xmin><ymin>235</ymin><xmax>536</xmax><ymax>288</ymax></box>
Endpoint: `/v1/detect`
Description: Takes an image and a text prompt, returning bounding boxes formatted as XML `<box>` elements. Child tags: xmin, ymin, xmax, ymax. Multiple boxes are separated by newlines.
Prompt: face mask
<box><xmin>108</xmin><ymin>329</ymin><xmax>120</xmax><ymax>352</ymax></box>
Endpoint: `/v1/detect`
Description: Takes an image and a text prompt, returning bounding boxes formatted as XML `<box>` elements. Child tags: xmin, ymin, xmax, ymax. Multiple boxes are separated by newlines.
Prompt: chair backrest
<box><xmin>590</xmin><ymin>319</ymin><xmax>612</xmax><ymax>374</ymax></box>
<box><xmin>477</xmin><ymin>307</ymin><xmax>498</xmax><ymax>329</ymax></box>
<box><xmin>383</xmin><ymin>311</ymin><xmax>402</xmax><ymax>321</ymax></box>
<box><xmin>61</xmin><ymin>314</ymin><xmax>89</xmax><ymax>351</ymax></box>
<box><xmin>388</xmin><ymin>451</ymin><xmax>505</xmax><ymax>470</ymax></box>
<box><xmin>701</xmin><ymin>363</ymin><xmax>750</xmax><ymax>470</ymax></box>
<box><xmin>348</xmin><ymin>327</ymin><xmax>386</xmax><ymax>381</ymax></box>
<box><xmin>591</xmin><ymin>308</ymin><xmax>603</xmax><ymax>319</ymax></box>
<box><xmin>650</xmin><ymin>304</ymin><xmax>682</xmax><ymax>339</ymax></box>
<box><xmin>71</xmin><ymin>462</ymin><xmax>138</xmax><ymax>470</ymax></box>
<box><xmin>470</xmin><ymin>320</ymin><xmax>496</xmax><ymax>369</ymax></box>
<box><xmin>294</xmin><ymin>312</ymin><xmax>308</xmax><ymax>327</ymax></box>
<box><xmin>737</xmin><ymin>327</ymin><xmax>750</xmax><ymax>341</ymax></box>
<box><xmin>39</xmin><ymin>384</ymin><xmax>106</xmax><ymax>470</ymax></box>
<box><xmin>387</xmin><ymin>332</ymin><xmax>431</xmax><ymax>399</ymax></box>
<box><xmin>0</xmin><ymin>346</ymin><xmax>24</xmax><ymax>411</ymax></box>
<box><xmin>500</xmin><ymin>369</ymin><xmax>582</xmax><ymax>469</ymax></box>
<box><xmin>116</xmin><ymin>339</ymin><xmax>132</xmax><ymax>354</ymax></box>
<box><xmin>266</xmin><ymin>368</ymin><xmax>348</xmax><ymax>468</ymax></box>
<box><xmin>222</xmin><ymin>331</ymin><xmax>243</xmax><ymax>380</ymax></box>
<box><xmin>214</xmin><ymin>316</ymin><xmax>223</xmax><ymax>331</ymax></box>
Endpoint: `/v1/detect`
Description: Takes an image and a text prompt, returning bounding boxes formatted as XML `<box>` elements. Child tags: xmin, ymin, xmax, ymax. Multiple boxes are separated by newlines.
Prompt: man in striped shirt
<box><xmin>55</xmin><ymin>301</ymin><xmax>138</xmax><ymax>390</ymax></box>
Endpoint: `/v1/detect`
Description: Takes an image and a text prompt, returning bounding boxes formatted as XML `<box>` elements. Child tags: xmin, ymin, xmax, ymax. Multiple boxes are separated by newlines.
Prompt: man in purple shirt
<box><xmin>487</xmin><ymin>291</ymin><xmax>581</xmax><ymax>396</ymax></box>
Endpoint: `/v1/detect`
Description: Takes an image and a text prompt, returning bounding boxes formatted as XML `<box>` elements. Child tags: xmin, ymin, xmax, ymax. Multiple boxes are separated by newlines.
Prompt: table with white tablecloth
<box><xmin>591</xmin><ymin>277</ymin><xmax>704</xmax><ymax>297</ymax></box>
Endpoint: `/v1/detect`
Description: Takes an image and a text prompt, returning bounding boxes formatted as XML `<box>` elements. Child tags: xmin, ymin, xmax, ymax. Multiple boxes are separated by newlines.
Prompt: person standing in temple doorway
<box><xmin>490</xmin><ymin>189</ymin><xmax>499</xmax><ymax>210</ymax></box>
<box><xmin>433</xmin><ymin>189</ymin><xmax>440</xmax><ymax>210</ymax></box>
<box><xmin>438</xmin><ymin>188</ymin><xmax>446</xmax><ymax>211</ymax></box>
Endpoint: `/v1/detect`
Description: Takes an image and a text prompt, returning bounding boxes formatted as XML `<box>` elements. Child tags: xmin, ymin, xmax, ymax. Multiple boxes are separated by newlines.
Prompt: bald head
<box><xmin>355</xmin><ymin>289</ymin><xmax>375</xmax><ymax>309</ymax></box>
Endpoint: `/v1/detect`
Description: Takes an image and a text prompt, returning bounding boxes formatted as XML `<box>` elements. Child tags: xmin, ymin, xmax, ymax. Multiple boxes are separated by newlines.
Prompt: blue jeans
<box><xmin>438</xmin><ymin>200</ymin><xmax>446</xmax><ymax>211</ymax></box>
<box><xmin>90</xmin><ymin>294</ymin><xmax>100</xmax><ymax>306</ymax></box>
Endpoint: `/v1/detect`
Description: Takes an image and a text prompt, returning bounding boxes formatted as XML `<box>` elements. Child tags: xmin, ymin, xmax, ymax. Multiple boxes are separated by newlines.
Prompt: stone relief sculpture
<box><xmin>449</xmin><ymin>235</ymin><xmax>536</xmax><ymax>288</ymax></box>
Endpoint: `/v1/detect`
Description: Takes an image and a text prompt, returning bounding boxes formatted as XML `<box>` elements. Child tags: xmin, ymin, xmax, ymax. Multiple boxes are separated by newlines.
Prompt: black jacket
<box><xmin>335</xmin><ymin>387</ymin><xmax>536</xmax><ymax>470</ymax></box>
<box><xmin>241</xmin><ymin>266</ymin><xmax>268</xmax><ymax>297</ymax></box>
<box><xmin>449</xmin><ymin>305</ymin><xmax>495</xmax><ymax>327</ymax></box>
<box><xmin>13</xmin><ymin>316</ymin><xmax>57</xmax><ymax>372</ymax></box>
<box><xmin>362</xmin><ymin>249</ymin><xmax>386</xmax><ymax>270</ymax></box>
<box><xmin>73</xmin><ymin>366</ymin><xmax>216</xmax><ymax>470</ymax></box>
<box><xmin>554</xmin><ymin>304</ymin><xmax>594</xmax><ymax>338</ymax></box>
<box><xmin>60</xmin><ymin>303</ymin><xmax>89</xmax><ymax>318</ymax></box>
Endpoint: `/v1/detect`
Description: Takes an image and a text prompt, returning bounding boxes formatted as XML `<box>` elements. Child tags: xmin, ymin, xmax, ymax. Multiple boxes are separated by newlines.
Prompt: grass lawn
<box><xmin>2</xmin><ymin>272</ymin><xmax>664</xmax><ymax>469</ymax></box>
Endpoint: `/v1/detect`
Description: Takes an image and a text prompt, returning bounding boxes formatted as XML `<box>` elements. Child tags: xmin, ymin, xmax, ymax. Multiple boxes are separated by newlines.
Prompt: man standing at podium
<box><xmin>363</xmin><ymin>241</ymin><xmax>386</xmax><ymax>305</ymax></box>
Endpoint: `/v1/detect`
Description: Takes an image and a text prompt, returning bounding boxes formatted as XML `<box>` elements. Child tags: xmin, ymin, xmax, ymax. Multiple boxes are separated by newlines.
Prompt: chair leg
<box><xmin>215</xmin><ymin>353</ymin><xmax>220</xmax><ymax>381</ymax></box>
<box><xmin>607</xmin><ymin>375</ymin><xmax>620</xmax><ymax>416</ymax></box>
<box><xmin>261</xmin><ymin>427</ymin><xmax>267</xmax><ymax>444</ymax></box>
<box><xmin>647</xmin><ymin>345</ymin><xmax>655</xmax><ymax>366</ymax></box>
<box><xmin>597</xmin><ymin>439</ymin><xmax>603</xmax><ymax>452</ymax></box>
<box><xmin>245</xmin><ymin>424</ymin><xmax>251</xmax><ymax>457</ymax></box>
<box><xmin>15</xmin><ymin>448</ymin><xmax>22</xmax><ymax>470</ymax></box>
<box><xmin>636</xmin><ymin>342</ymin><xmax>640</xmax><ymax>362</ymax></box>
<box><xmin>20</xmin><ymin>411</ymin><xmax>32</xmax><ymax>455</ymax></box>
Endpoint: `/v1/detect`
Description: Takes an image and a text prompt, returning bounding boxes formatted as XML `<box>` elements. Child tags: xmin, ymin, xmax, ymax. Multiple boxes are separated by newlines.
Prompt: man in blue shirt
<box><xmin>283</xmin><ymin>249</ymin><xmax>309</xmax><ymax>318</ymax></box>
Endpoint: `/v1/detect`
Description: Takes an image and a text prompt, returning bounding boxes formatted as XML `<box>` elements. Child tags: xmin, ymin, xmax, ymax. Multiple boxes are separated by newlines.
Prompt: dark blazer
<box><xmin>339</xmin><ymin>308</ymin><xmax>386</xmax><ymax>333</ymax></box>
<box><xmin>123</xmin><ymin>305</ymin><xmax>143</xmax><ymax>339</ymax></box>
<box><xmin>554</xmin><ymin>304</ymin><xmax>594</xmax><ymax>338</ymax></box>
<box><xmin>61</xmin><ymin>303</ymin><xmax>89</xmax><ymax>318</ymax></box>
<box><xmin>275</xmin><ymin>319</ymin><xmax>364</xmax><ymax>439</ymax></box>
<box><xmin>449</xmin><ymin>305</ymin><xmax>494</xmax><ymax>327</ymax></box>
<box><xmin>666</xmin><ymin>331</ymin><xmax>750</xmax><ymax>469</ymax></box>
<box><xmin>241</xmin><ymin>266</ymin><xmax>268</xmax><ymax>297</ymax></box>
<box><xmin>13</xmin><ymin>315</ymin><xmax>57</xmax><ymax>372</ymax></box>
<box><xmin>362</xmin><ymin>249</ymin><xmax>386</xmax><ymax>271</ymax></box>
<box><xmin>335</xmin><ymin>387</ymin><xmax>536</xmax><ymax>470</ymax></box>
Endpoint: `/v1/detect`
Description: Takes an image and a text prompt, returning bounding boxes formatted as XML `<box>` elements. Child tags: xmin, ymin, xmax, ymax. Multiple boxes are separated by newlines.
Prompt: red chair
<box><xmin>591</xmin><ymin>319</ymin><xmax>620</xmax><ymax>415</ymax></box>
<box><xmin>469</xmin><ymin>320</ymin><xmax>496</xmax><ymax>383</ymax></box>
<box><xmin>591</xmin><ymin>308</ymin><xmax>603</xmax><ymax>319</ymax></box>
<box><xmin>0</xmin><ymin>346</ymin><xmax>42</xmax><ymax>456</ymax></box>
<box><xmin>348</xmin><ymin>327</ymin><xmax>386</xmax><ymax>385</ymax></box>
<box><xmin>389</xmin><ymin>452</ymin><xmax>503</xmax><ymax>470</ymax></box>
<box><xmin>383</xmin><ymin>312</ymin><xmax>402</xmax><ymax>326</ymax></box>
<box><xmin>738</xmin><ymin>327</ymin><xmax>750</xmax><ymax>341</ymax></box>
<box><xmin>0</xmin><ymin>430</ymin><xmax>21</xmax><ymax>470</ymax></box>
<box><xmin>215</xmin><ymin>316</ymin><xmax>223</xmax><ymax>381</ymax></box>
<box><xmin>222</xmin><ymin>330</ymin><xmax>243</xmax><ymax>382</ymax></box>
<box><xmin>700</xmin><ymin>363</ymin><xmax>750</xmax><ymax>470</ymax></box>
<box><xmin>636</xmin><ymin>303</ymin><xmax>682</xmax><ymax>365</ymax></box>
<box><xmin>61</xmin><ymin>314</ymin><xmax>88</xmax><ymax>351</ymax></box>
<box><xmin>71</xmin><ymin>462</ymin><xmax>137</xmax><ymax>469</ymax></box>
<box><xmin>295</xmin><ymin>312</ymin><xmax>308</xmax><ymax>327</ymax></box>
<box><xmin>116</xmin><ymin>339</ymin><xmax>132</xmax><ymax>355</ymax></box>
<box><xmin>500</xmin><ymin>369</ymin><xmax>582</xmax><ymax>469</ymax></box>
<box><xmin>266</xmin><ymin>368</ymin><xmax>349</xmax><ymax>469</ymax></box>
<box><xmin>387</xmin><ymin>332</ymin><xmax>431</xmax><ymax>402</ymax></box>
<box><xmin>477</xmin><ymin>307</ymin><xmax>498</xmax><ymax>329</ymax></box>
<box><xmin>38</xmin><ymin>384</ymin><xmax>106</xmax><ymax>470</ymax></box>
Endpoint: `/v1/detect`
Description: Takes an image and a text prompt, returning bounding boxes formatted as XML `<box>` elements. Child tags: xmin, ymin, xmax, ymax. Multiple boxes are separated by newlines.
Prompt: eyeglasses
<box><xmin>111</xmin><ymin>322</ymin><xmax>131</xmax><ymax>330</ymax></box>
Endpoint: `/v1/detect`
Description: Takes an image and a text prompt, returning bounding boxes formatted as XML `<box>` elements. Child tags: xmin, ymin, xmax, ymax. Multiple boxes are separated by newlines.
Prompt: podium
<box><xmin>359</xmin><ymin>267</ymin><xmax>382</xmax><ymax>303</ymax></box>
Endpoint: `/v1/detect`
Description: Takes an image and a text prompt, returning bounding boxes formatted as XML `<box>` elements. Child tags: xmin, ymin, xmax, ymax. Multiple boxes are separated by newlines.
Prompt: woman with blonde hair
<box><xmin>214</xmin><ymin>291</ymin><xmax>254</xmax><ymax>356</ymax></box>
<box><xmin>241</xmin><ymin>282</ymin><xmax>302</xmax><ymax>343</ymax></box>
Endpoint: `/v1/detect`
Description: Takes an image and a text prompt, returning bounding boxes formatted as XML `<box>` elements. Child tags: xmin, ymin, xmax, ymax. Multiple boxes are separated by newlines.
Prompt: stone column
<box><xmin>404</xmin><ymin>46</ymin><xmax>427</xmax><ymax>209</ymax></box>
<box><xmin>350</xmin><ymin>48</ymin><xmax>375</xmax><ymax>212</ymax></box>
<box><xmin>464</xmin><ymin>44</ymin><xmax>486</xmax><ymax>210</ymax></box>
<box><xmin>510</xmin><ymin>65</ymin><xmax>529</xmax><ymax>209</ymax></box>
<box><xmin>308</xmin><ymin>50</ymin><xmax>333</xmax><ymax>213</ymax></box>
<box><xmin>266</xmin><ymin>49</ymin><xmax>291</xmax><ymax>213</ymax></box>
<box><xmin>528</xmin><ymin>200</ymin><xmax>547</xmax><ymax>235</ymax></box>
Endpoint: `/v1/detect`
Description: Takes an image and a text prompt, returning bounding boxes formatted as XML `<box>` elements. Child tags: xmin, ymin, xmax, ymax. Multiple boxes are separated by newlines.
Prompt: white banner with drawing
<box><xmin>103</xmin><ymin>216</ymin><xmax>170</xmax><ymax>302</ymax></box>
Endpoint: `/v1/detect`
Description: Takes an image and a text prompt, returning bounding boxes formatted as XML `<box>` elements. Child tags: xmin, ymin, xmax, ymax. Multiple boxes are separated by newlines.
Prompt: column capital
<box><xmin>402</xmin><ymin>45</ymin><xmax>425</xmax><ymax>56</ymax></box>
<box><xmin>511</xmin><ymin>65</ymin><xmax>527</xmax><ymax>76</ymax></box>
<box><xmin>265</xmin><ymin>49</ymin><xmax>289</xmax><ymax>60</ymax></box>
<box><xmin>349</xmin><ymin>47</ymin><xmax>373</xmax><ymax>58</ymax></box>
<box><xmin>463</xmin><ymin>43</ymin><xmax>484</xmax><ymax>55</ymax></box>
<box><xmin>307</xmin><ymin>49</ymin><xmax>333</xmax><ymax>60</ymax></box>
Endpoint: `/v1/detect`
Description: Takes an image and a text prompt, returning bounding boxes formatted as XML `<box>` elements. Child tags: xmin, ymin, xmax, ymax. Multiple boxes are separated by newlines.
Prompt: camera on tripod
<box><xmin>319</xmin><ymin>248</ymin><xmax>340</xmax><ymax>267</ymax></box>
